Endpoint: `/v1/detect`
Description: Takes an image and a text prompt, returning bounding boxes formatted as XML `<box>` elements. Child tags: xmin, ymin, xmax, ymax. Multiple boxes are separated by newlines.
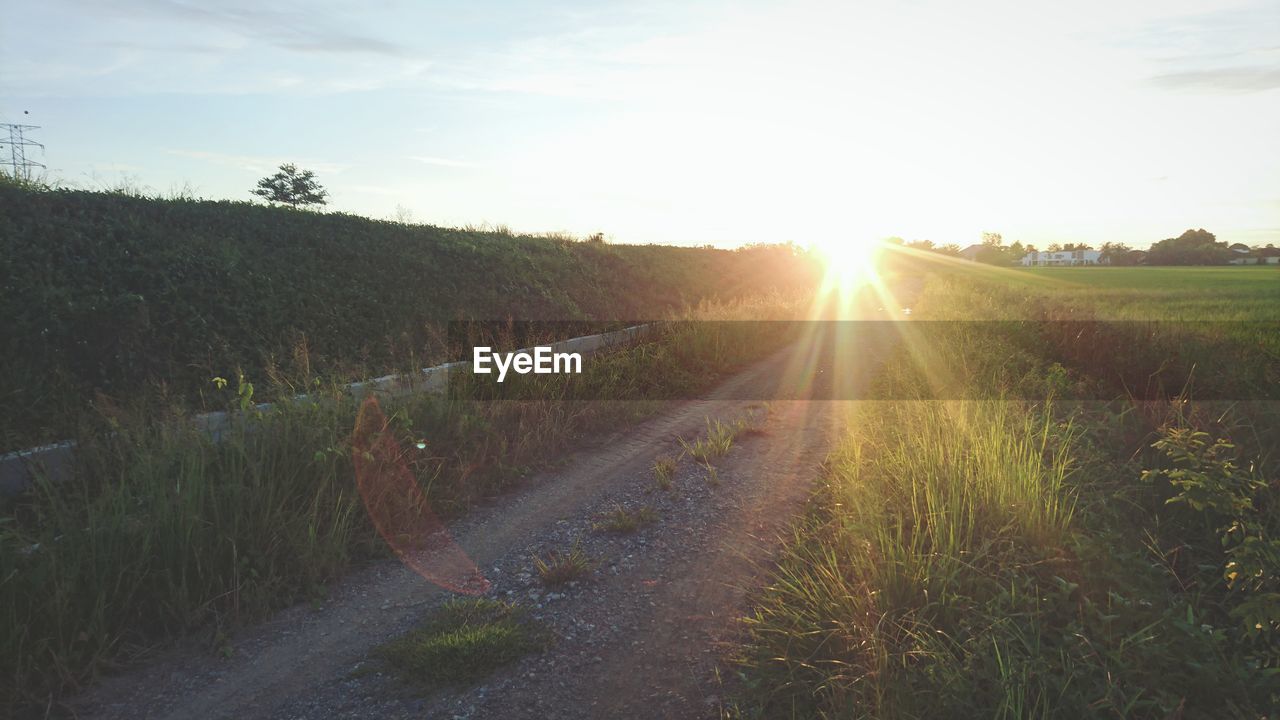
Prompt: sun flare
<box><xmin>810</xmin><ymin>237</ymin><xmax>884</xmax><ymax>295</ymax></box>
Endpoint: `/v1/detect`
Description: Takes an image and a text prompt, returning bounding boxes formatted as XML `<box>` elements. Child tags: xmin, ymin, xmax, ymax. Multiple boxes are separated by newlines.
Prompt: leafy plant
<box><xmin>1144</xmin><ymin>428</ymin><xmax>1280</xmax><ymax>641</ymax></box>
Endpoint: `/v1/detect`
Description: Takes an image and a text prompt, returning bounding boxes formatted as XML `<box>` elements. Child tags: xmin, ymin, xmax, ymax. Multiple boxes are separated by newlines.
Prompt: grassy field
<box><xmin>0</xmin><ymin>179</ymin><xmax>820</xmax><ymax>450</ymax></box>
<box><xmin>736</xmin><ymin>264</ymin><xmax>1280</xmax><ymax>718</ymax></box>
<box><xmin>1018</xmin><ymin>266</ymin><xmax>1280</xmax><ymax>321</ymax></box>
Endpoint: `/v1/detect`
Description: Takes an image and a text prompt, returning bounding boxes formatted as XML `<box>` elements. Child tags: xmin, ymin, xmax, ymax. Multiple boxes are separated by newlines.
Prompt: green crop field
<box><xmin>1017</xmin><ymin>266</ymin><xmax>1280</xmax><ymax>320</ymax></box>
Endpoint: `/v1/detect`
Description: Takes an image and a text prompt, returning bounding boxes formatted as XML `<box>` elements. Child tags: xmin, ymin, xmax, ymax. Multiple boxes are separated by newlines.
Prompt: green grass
<box><xmin>679</xmin><ymin>417</ymin><xmax>746</xmax><ymax>464</ymax></box>
<box><xmin>533</xmin><ymin>542</ymin><xmax>592</xmax><ymax>586</ymax></box>
<box><xmin>0</xmin><ymin>295</ymin><xmax>808</xmax><ymax>714</ymax></box>
<box><xmin>376</xmin><ymin>599</ymin><xmax>547</xmax><ymax>691</ymax></box>
<box><xmin>652</xmin><ymin>455</ymin><xmax>678</xmax><ymax>490</ymax></box>
<box><xmin>734</xmin><ymin>266</ymin><xmax>1279</xmax><ymax>718</ymax></box>
<box><xmin>970</xmin><ymin>265</ymin><xmax>1280</xmax><ymax>321</ymax></box>
<box><xmin>592</xmin><ymin>504</ymin><xmax>659</xmax><ymax>534</ymax></box>
<box><xmin>0</xmin><ymin>179</ymin><xmax>821</xmax><ymax>450</ymax></box>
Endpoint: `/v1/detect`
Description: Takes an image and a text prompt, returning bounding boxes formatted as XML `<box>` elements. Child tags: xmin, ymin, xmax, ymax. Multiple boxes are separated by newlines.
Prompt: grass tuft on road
<box><xmin>592</xmin><ymin>504</ymin><xmax>659</xmax><ymax>534</ymax></box>
<box><xmin>652</xmin><ymin>455</ymin><xmax>678</xmax><ymax>490</ymax></box>
<box><xmin>377</xmin><ymin>599</ymin><xmax>547</xmax><ymax>691</ymax></box>
<box><xmin>534</xmin><ymin>543</ymin><xmax>593</xmax><ymax>586</ymax></box>
<box><xmin>679</xmin><ymin>417</ymin><xmax>746</xmax><ymax>464</ymax></box>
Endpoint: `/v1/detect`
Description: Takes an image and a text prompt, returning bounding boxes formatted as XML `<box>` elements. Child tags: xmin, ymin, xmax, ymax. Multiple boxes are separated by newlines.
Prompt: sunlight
<box><xmin>810</xmin><ymin>237</ymin><xmax>884</xmax><ymax>301</ymax></box>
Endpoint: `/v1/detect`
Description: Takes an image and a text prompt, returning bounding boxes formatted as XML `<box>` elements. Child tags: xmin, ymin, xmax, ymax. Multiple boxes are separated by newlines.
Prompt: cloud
<box><xmin>408</xmin><ymin>155</ymin><xmax>477</xmax><ymax>169</ymax></box>
<box><xmin>69</xmin><ymin>0</ymin><xmax>407</xmax><ymax>58</ymax></box>
<box><xmin>1149</xmin><ymin>64</ymin><xmax>1280</xmax><ymax>93</ymax></box>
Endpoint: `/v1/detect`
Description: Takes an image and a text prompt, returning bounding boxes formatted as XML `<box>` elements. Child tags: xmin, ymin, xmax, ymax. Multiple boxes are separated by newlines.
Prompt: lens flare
<box><xmin>351</xmin><ymin>397</ymin><xmax>490</xmax><ymax>595</ymax></box>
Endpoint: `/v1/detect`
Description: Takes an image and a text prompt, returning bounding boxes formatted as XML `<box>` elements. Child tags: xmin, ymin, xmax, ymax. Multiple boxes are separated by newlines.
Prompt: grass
<box><xmin>0</xmin><ymin>178</ymin><xmax>822</xmax><ymax>450</ymax></box>
<box><xmin>652</xmin><ymin>455</ymin><xmax>678</xmax><ymax>490</ymax></box>
<box><xmin>0</xmin><ymin>293</ymin><xmax>809</xmax><ymax>714</ymax></box>
<box><xmin>592</xmin><ymin>504</ymin><xmax>659</xmax><ymax>534</ymax></box>
<box><xmin>701</xmin><ymin>462</ymin><xmax>721</xmax><ymax>487</ymax></box>
<box><xmin>533</xmin><ymin>542</ymin><xmax>592</xmax><ymax>586</ymax></box>
<box><xmin>376</xmin><ymin>599</ymin><xmax>547</xmax><ymax>691</ymax></box>
<box><xmin>679</xmin><ymin>417</ymin><xmax>747</xmax><ymax>464</ymax></box>
<box><xmin>734</xmin><ymin>265</ymin><xmax>1280</xmax><ymax>718</ymax></box>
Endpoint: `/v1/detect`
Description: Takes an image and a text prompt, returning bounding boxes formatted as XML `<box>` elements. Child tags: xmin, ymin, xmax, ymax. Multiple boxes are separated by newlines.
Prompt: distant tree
<box><xmin>1060</xmin><ymin>242</ymin><xmax>1094</xmax><ymax>251</ymax></box>
<box><xmin>974</xmin><ymin>232</ymin><xmax>1024</xmax><ymax>265</ymax></box>
<box><xmin>1046</xmin><ymin>243</ymin><xmax>1062</xmax><ymax>252</ymax></box>
<box><xmin>1099</xmin><ymin>241</ymin><xmax>1133</xmax><ymax>265</ymax></box>
<box><xmin>937</xmin><ymin>243</ymin><xmax>962</xmax><ymax>257</ymax></box>
<box><xmin>905</xmin><ymin>239</ymin><xmax>936</xmax><ymax>251</ymax></box>
<box><xmin>1146</xmin><ymin>228</ymin><xmax>1228</xmax><ymax>265</ymax></box>
<box><xmin>251</xmin><ymin>163</ymin><xmax>329</xmax><ymax>208</ymax></box>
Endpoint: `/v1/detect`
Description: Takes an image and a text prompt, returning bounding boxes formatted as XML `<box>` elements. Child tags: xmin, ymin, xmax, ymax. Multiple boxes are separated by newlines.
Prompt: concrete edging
<box><xmin>0</xmin><ymin>324</ymin><xmax>651</xmax><ymax>495</ymax></box>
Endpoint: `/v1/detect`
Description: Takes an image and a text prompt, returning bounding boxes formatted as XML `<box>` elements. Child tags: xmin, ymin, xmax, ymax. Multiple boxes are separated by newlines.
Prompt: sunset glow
<box><xmin>3</xmin><ymin>0</ymin><xmax>1277</xmax><ymax>248</ymax></box>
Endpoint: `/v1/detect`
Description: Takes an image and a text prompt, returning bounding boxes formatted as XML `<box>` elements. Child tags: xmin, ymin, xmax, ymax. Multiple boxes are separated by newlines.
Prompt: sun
<box><xmin>809</xmin><ymin>237</ymin><xmax>884</xmax><ymax>293</ymax></box>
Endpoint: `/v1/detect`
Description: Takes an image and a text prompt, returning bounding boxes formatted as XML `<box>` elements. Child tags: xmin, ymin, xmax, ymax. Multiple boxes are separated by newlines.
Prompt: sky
<box><xmin>2</xmin><ymin>0</ymin><xmax>1278</xmax><ymax>249</ymax></box>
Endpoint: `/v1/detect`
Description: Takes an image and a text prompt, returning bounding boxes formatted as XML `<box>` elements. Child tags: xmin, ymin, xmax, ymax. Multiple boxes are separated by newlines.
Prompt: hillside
<box><xmin>0</xmin><ymin>182</ymin><xmax>819</xmax><ymax>448</ymax></box>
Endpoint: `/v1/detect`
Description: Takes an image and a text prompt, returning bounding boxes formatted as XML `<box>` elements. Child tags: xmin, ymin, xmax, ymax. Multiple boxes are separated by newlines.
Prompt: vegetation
<box><xmin>0</xmin><ymin>293</ymin><xmax>807</xmax><ymax>714</ymax></box>
<box><xmin>592</xmin><ymin>504</ymin><xmax>659</xmax><ymax>534</ymax></box>
<box><xmin>735</xmin><ymin>265</ymin><xmax>1279</xmax><ymax>718</ymax></box>
<box><xmin>376</xmin><ymin>599</ymin><xmax>547</xmax><ymax>690</ymax></box>
<box><xmin>652</xmin><ymin>455</ymin><xmax>678</xmax><ymax>490</ymax></box>
<box><xmin>1146</xmin><ymin>228</ymin><xmax>1229</xmax><ymax>265</ymax></box>
<box><xmin>0</xmin><ymin>180</ymin><xmax>819</xmax><ymax>449</ymax></box>
<box><xmin>533</xmin><ymin>542</ymin><xmax>592</xmax><ymax>586</ymax></box>
<box><xmin>678</xmin><ymin>417</ymin><xmax>746</xmax><ymax>464</ymax></box>
<box><xmin>250</xmin><ymin>163</ymin><xmax>329</xmax><ymax>208</ymax></box>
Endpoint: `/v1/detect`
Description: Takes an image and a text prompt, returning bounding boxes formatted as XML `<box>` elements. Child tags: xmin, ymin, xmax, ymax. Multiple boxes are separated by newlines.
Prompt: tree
<box><xmin>251</xmin><ymin>163</ymin><xmax>329</xmax><ymax>208</ymax></box>
<box><xmin>1146</xmin><ymin>228</ymin><xmax>1228</xmax><ymax>265</ymax></box>
<box><xmin>974</xmin><ymin>232</ymin><xmax>1024</xmax><ymax>265</ymax></box>
<box><xmin>1099</xmin><ymin>241</ymin><xmax>1133</xmax><ymax>265</ymax></box>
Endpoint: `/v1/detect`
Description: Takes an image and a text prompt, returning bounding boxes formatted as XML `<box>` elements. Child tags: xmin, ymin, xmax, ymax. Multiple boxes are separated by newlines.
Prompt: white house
<box><xmin>1020</xmin><ymin>249</ymin><xmax>1105</xmax><ymax>267</ymax></box>
<box><xmin>1229</xmin><ymin>247</ymin><xmax>1280</xmax><ymax>265</ymax></box>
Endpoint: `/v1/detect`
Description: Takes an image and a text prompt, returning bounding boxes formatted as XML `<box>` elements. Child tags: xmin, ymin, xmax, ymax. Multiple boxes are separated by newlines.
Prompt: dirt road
<box><xmin>73</xmin><ymin>326</ymin><xmax>899</xmax><ymax>719</ymax></box>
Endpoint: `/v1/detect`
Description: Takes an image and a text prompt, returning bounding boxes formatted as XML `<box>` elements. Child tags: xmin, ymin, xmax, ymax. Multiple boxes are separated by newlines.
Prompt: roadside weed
<box><xmin>534</xmin><ymin>542</ymin><xmax>592</xmax><ymax>586</ymax></box>
<box><xmin>377</xmin><ymin>599</ymin><xmax>547</xmax><ymax>690</ymax></box>
<box><xmin>592</xmin><ymin>505</ymin><xmax>659</xmax><ymax>534</ymax></box>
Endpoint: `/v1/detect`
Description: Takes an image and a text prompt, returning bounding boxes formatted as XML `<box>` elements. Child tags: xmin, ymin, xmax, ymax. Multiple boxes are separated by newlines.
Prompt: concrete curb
<box><xmin>0</xmin><ymin>324</ymin><xmax>651</xmax><ymax>495</ymax></box>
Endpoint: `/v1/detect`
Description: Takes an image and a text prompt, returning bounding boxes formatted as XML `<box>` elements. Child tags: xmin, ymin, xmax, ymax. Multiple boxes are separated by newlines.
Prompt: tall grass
<box><xmin>735</xmin><ymin>269</ymin><xmax>1277</xmax><ymax>718</ymax></box>
<box><xmin>0</xmin><ymin>293</ymin><xmax>808</xmax><ymax>713</ymax></box>
<box><xmin>741</xmin><ymin>399</ymin><xmax>1076</xmax><ymax>717</ymax></box>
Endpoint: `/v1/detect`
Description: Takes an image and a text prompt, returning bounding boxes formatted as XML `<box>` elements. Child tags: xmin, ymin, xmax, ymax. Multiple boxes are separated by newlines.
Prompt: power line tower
<box><xmin>0</xmin><ymin>123</ymin><xmax>46</xmax><ymax>180</ymax></box>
